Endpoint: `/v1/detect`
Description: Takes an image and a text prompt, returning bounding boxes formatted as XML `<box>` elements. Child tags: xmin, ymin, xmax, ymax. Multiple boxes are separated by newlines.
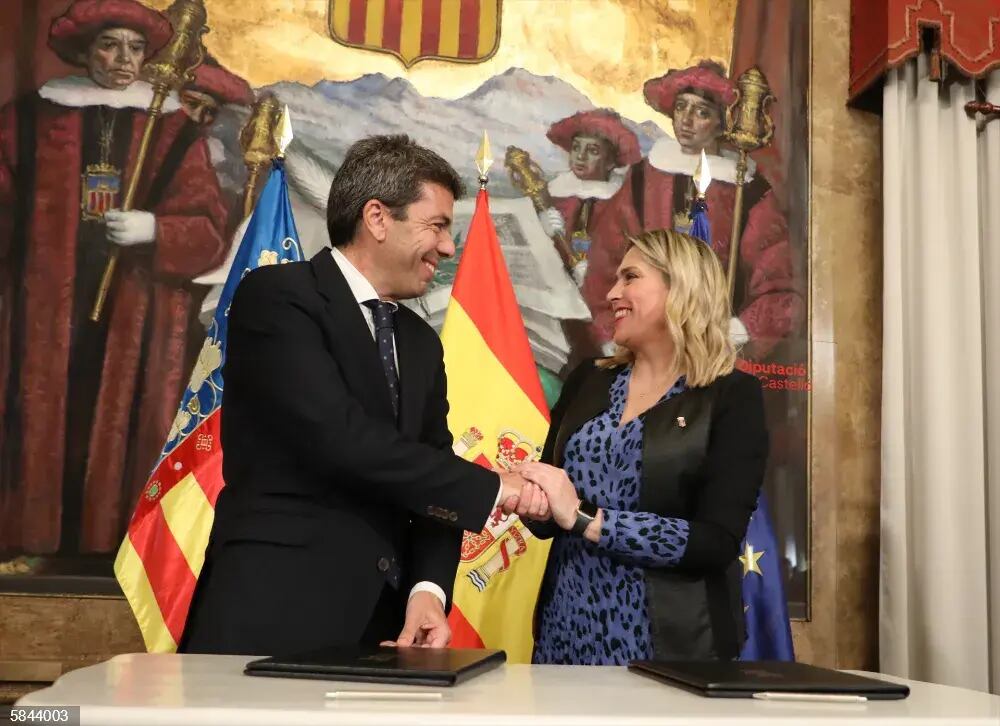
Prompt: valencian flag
<box><xmin>114</xmin><ymin>159</ymin><xmax>303</xmax><ymax>652</ymax></box>
<box><xmin>441</xmin><ymin>163</ymin><xmax>551</xmax><ymax>663</ymax></box>
<box><xmin>329</xmin><ymin>0</ymin><xmax>501</xmax><ymax>67</ymax></box>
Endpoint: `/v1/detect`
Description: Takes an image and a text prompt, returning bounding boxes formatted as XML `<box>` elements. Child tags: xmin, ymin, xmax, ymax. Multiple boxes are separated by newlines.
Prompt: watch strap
<box><xmin>570</xmin><ymin>499</ymin><xmax>599</xmax><ymax>535</ymax></box>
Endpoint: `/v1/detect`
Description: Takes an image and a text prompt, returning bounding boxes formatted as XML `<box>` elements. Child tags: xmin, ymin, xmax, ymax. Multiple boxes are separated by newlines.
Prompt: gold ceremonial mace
<box><xmin>504</xmin><ymin>146</ymin><xmax>576</xmax><ymax>273</ymax></box>
<box><xmin>239</xmin><ymin>94</ymin><xmax>284</xmax><ymax>219</ymax></box>
<box><xmin>90</xmin><ymin>0</ymin><xmax>208</xmax><ymax>321</ymax></box>
<box><xmin>723</xmin><ymin>67</ymin><xmax>774</xmax><ymax>304</ymax></box>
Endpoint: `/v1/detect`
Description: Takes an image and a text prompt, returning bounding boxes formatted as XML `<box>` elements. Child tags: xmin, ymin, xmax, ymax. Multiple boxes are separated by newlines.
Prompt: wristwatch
<box><xmin>570</xmin><ymin>499</ymin><xmax>599</xmax><ymax>535</ymax></box>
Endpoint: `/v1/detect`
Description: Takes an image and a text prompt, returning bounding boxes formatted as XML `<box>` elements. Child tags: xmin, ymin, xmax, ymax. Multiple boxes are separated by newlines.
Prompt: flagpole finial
<box><xmin>275</xmin><ymin>105</ymin><xmax>294</xmax><ymax>158</ymax></box>
<box><xmin>476</xmin><ymin>131</ymin><xmax>493</xmax><ymax>189</ymax></box>
<box><xmin>694</xmin><ymin>148</ymin><xmax>712</xmax><ymax>198</ymax></box>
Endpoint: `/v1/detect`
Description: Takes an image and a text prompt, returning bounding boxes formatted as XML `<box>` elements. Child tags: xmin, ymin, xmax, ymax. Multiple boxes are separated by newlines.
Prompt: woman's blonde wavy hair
<box><xmin>598</xmin><ymin>228</ymin><xmax>736</xmax><ymax>387</ymax></box>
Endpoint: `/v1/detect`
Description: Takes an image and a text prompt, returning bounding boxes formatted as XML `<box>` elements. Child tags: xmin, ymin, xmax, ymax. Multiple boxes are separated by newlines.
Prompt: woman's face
<box><xmin>671</xmin><ymin>91</ymin><xmax>723</xmax><ymax>154</ymax></box>
<box><xmin>606</xmin><ymin>246</ymin><xmax>670</xmax><ymax>350</ymax></box>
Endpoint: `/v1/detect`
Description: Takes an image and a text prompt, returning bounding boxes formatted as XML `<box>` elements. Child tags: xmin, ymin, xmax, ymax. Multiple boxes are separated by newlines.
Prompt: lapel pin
<box><xmin>677</xmin><ymin>416</ymin><xmax>687</xmax><ymax>428</ymax></box>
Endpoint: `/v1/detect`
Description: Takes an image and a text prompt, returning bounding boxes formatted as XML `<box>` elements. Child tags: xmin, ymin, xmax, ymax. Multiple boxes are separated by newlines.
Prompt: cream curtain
<box><xmin>880</xmin><ymin>52</ymin><xmax>1000</xmax><ymax>694</ymax></box>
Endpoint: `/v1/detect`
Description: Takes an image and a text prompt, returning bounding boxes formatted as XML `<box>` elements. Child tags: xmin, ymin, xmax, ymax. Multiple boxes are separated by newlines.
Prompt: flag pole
<box><xmin>723</xmin><ymin>67</ymin><xmax>775</xmax><ymax>306</ymax></box>
<box><xmin>688</xmin><ymin>149</ymin><xmax>712</xmax><ymax>244</ymax></box>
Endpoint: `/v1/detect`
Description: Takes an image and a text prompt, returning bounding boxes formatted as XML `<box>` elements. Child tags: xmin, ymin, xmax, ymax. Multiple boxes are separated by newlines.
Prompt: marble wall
<box><xmin>790</xmin><ymin>0</ymin><xmax>882</xmax><ymax>669</ymax></box>
<box><xmin>0</xmin><ymin>0</ymin><xmax>885</xmax><ymax>696</ymax></box>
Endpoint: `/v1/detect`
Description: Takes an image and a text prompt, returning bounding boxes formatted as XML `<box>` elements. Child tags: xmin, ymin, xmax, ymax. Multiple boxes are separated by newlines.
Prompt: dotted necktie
<box><xmin>363</xmin><ymin>299</ymin><xmax>399</xmax><ymax>419</ymax></box>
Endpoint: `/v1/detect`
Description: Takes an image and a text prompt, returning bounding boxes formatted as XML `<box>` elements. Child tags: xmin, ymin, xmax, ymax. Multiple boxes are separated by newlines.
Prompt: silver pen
<box><xmin>325</xmin><ymin>690</ymin><xmax>444</xmax><ymax>701</ymax></box>
<box><xmin>752</xmin><ymin>692</ymin><xmax>868</xmax><ymax>703</ymax></box>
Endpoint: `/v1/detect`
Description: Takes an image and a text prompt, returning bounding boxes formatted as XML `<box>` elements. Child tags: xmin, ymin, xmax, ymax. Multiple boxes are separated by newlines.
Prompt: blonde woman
<box><xmin>517</xmin><ymin>229</ymin><xmax>768</xmax><ymax>665</ymax></box>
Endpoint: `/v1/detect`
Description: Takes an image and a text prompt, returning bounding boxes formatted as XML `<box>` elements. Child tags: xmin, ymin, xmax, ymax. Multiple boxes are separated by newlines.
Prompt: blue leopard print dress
<box><xmin>533</xmin><ymin>366</ymin><xmax>690</xmax><ymax>665</ymax></box>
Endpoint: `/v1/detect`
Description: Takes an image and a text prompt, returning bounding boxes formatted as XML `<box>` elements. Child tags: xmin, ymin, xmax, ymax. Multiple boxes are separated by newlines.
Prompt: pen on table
<box><xmin>325</xmin><ymin>690</ymin><xmax>444</xmax><ymax>701</ymax></box>
<box><xmin>752</xmin><ymin>692</ymin><xmax>868</xmax><ymax>703</ymax></box>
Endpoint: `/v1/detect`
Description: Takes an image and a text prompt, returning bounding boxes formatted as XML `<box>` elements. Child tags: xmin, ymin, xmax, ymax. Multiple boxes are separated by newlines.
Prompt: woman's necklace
<box><xmin>631</xmin><ymin>367</ymin><xmax>679</xmax><ymax>398</ymax></box>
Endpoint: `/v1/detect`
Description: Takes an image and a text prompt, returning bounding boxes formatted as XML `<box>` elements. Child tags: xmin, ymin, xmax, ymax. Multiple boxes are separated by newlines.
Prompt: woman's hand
<box><xmin>517</xmin><ymin>462</ymin><xmax>580</xmax><ymax>530</ymax></box>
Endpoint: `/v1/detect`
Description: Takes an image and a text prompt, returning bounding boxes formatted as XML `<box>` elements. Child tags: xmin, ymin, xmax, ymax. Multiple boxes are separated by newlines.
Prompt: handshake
<box><xmin>495</xmin><ymin>463</ymin><xmax>582</xmax><ymax>531</ymax></box>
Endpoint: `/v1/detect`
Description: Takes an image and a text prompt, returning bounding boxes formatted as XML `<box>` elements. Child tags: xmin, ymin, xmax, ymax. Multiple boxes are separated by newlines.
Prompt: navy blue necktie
<box><xmin>363</xmin><ymin>300</ymin><xmax>399</xmax><ymax>418</ymax></box>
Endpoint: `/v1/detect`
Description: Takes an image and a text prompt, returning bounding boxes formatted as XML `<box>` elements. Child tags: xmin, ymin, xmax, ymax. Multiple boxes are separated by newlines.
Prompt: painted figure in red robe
<box><xmin>623</xmin><ymin>60</ymin><xmax>804</xmax><ymax>357</ymax></box>
<box><xmin>0</xmin><ymin>0</ymin><xmax>228</xmax><ymax>556</ymax></box>
<box><xmin>537</xmin><ymin>109</ymin><xmax>641</xmax><ymax>356</ymax></box>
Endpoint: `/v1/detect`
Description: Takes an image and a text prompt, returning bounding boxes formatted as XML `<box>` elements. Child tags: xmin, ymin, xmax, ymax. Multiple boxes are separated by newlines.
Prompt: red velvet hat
<box><xmin>49</xmin><ymin>0</ymin><xmax>172</xmax><ymax>67</ymax></box>
<box><xmin>187</xmin><ymin>61</ymin><xmax>254</xmax><ymax>106</ymax></box>
<box><xmin>546</xmin><ymin>109</ymin><xmax>641</xmax><ymax>167</ymax></box>
<box><xmin>643</xmin><ymin>60</ymin><xmax>737</xmax><ymax>116</ymax></box>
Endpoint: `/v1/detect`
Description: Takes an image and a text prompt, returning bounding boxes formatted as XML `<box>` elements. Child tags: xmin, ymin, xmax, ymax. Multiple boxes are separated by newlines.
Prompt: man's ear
<box><xmin>361</xmin><ymin>199</ymin><xmax>388</xmax><ymax>243</ymax></box>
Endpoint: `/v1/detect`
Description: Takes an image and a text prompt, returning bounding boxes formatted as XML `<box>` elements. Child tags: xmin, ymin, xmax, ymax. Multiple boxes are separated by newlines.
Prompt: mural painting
<box><xmin>0</xmin><ymin>0</ymin><xmax>810</xmax><ymax>616</ymax></box>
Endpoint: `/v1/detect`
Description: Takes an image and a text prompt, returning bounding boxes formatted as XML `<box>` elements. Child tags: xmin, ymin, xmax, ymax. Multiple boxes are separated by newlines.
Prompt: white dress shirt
<box><xmin>330</xmin><ymin>248</ymin><xmax>503</xmax><ymax>611</ymax></box>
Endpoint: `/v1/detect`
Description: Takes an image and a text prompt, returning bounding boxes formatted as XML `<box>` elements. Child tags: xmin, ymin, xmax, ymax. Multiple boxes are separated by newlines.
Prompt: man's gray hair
<box><xmin>326</xmin><ymin>135</ymin><xmax>465</xmax><ymax>247</ymax></box>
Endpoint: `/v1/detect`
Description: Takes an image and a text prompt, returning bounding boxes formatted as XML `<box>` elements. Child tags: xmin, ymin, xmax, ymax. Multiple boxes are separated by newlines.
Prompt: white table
<box><xmin>15</xmin><ymin>653</ymin><xmax>1000</xmax><ymax>726</ymax></box>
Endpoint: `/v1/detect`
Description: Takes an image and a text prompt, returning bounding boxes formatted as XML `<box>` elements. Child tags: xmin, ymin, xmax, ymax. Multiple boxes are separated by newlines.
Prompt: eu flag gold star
<box><xmin>739</xmin><ymin>541</ymin><xmax>765</xmax><ymax>577</ymax></box>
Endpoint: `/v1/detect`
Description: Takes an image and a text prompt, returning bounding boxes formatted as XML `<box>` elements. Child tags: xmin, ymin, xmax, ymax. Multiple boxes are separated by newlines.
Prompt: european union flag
<box><xmin>682</xmin><ymin>184</ymin><xmax>794</xmax><ymax>662</ymax></box>
<box><xmin>739</xmin><ymin>491</ymin><xmax>795</xmax><ymax>660</ymax></box>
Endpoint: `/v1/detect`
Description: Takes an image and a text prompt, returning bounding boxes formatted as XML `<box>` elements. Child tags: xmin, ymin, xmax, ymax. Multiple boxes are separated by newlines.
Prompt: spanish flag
<box><xmin>443</xmin><ymin>187</ymin><xmax>551</xmax><ymax>663</ymax></box>
<box><xmin>114</xmin><ymin>161</ymin><xmax>303</xmax><ymax>651</ymax></box>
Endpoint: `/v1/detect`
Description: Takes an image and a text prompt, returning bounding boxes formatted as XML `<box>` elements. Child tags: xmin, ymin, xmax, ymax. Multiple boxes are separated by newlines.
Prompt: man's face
<box><xmin>569</xmin><ymin>134</ymin><xmax>616</xmax><ymax>181</ymax></box>
<box><xmin>85</xmin><ymin>27</ymin><xmax>147</xmax><ymax>90</ymax></box>
<box><xmin>180</xmin><ymin>89</ymin><xmax>220</xmax><ymax>127</ymax></box>
<box><xmin>376</xmin><ymin>182</ymin><xmax>457</xmax><ymax>301</ymax></box>
<box><xmin>671</xmin><ymin>92</ymin><xmax>723</xmax><ymax>154</ymax></box>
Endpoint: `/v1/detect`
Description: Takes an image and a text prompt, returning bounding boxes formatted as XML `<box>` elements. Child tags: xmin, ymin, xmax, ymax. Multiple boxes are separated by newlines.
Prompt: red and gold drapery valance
<box><xmin>850</xmin><ymin>0</ymin><xmax>1000</xmax><ymax>103</ymax></box>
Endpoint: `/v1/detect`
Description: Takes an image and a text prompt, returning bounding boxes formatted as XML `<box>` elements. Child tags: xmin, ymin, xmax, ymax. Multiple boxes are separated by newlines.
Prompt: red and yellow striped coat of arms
<box><xmin>329</xmin><ymin>0</ymin><xmax>501</xmax><ymax>67</ymax></box>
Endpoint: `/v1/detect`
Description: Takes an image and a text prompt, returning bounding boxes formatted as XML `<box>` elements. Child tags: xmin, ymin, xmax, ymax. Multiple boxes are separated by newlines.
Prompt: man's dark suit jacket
<box><xmin>179</xmin><ymin>250</ymin><xmax>499</xmax><ymax>656</ymax></box>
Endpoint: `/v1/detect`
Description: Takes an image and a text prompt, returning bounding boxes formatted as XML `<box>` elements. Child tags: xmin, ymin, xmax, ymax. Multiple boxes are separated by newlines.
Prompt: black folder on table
<box><xmin>628</xmin><ymin>660</ymin><xmax>910</xmax><ymax>700</ymax></box>
<box><xmin>244</xmin><ymin>646</ymin><xmax>506</xmax><ymax>687</ymax></box>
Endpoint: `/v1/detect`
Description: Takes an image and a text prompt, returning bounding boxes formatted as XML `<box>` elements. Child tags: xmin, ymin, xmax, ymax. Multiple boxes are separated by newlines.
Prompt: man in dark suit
<box><xmin>179</xmin><ymin>135</ymin><xmax>541</xmax><ymax>656</ymax></box>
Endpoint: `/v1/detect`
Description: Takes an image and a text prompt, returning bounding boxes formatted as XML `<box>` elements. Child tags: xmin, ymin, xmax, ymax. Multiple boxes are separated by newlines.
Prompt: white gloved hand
<box><xmin>571</xmin><ymin>258</ymin><xmax>588</xmax><ymax>287</ymax></box>
<box><xmin>538</xmin><ymin>208</ymin><xmax>566</xmax><ymax>238</ymax></box>
<box><xmin>105</xmin><ymin>209</ymin><xmax>156</xmax><ymax>246</ymax></box>
<box><xmin>729</xmin><ymin>316</ymin><xmax>749</xmax><ymax>347</ymax></box>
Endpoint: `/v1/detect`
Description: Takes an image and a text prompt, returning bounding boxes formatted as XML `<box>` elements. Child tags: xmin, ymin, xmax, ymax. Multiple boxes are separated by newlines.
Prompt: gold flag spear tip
<box><xmin>276</xmin><ymin>105</ymin><xmax>294</xmax><ymax>158</ymax></box>
<box><xmin>476</xmin><ymin>130</ymin><xmax>493</xmax><ymax>189</ymax></box>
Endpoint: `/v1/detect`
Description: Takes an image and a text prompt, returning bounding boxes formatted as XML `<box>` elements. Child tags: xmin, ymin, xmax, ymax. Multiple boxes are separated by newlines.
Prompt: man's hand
<box><xmin>517</xmin><ymin>462</ymin><xmax>580</xmax><ymax>530</ymax></box>
<box><xmin>497</xmin><ymin>469</ymin><xmax>550</xmax><ymax>518</ymax></box>
<box><xmin>497</xmin><ymin>469</ymin><xmax>526</xmax><ymax>511</ymax></box>
<box><xmin>105</xmin><ymin>210</ymin><xmax>156</xmax><ymax>246</ymax></box>
<box><xmin>385</xmin><ymin>591</ymin><xmax>450</xmax><ymax>648</ymax></box>
<box><xmin>513</xmin><ymin>481</ymin><xmax>550</xmax><ymax>520</ymax></box>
